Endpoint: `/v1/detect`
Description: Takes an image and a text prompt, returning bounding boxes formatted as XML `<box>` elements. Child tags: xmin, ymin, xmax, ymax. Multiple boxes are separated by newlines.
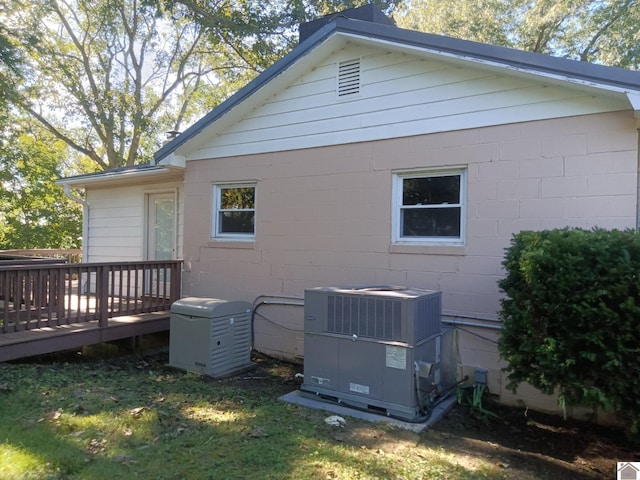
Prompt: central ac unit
<box><xmin>301</xmin><ymin>285</ymin><xmax>445</xmax><ymax>422</ymax></box>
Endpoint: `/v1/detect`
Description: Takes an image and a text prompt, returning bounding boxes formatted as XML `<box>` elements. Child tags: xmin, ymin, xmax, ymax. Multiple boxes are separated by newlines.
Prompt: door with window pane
<box><xmin>146</xmin><ymin>193</ymin><xmax>176</xmax><ymax>297</ymax></box>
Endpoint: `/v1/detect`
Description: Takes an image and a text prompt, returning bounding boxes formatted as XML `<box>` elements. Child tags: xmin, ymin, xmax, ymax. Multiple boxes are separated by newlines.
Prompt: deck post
<box><xmin>171</xmin><ymin>262</ymin><xmax>181</xmax><ymax>302</ymax></box>
<box><xmin>97</xmin><ymin>265</ymin><xmax>110</xmax><ymax>327</ymax></box>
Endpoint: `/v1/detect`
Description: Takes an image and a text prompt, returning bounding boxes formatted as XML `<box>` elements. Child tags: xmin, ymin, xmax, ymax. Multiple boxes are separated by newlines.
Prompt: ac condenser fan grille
<box><xmin>326</xmin><ymin>295</ymin><xmax>402</xmax><ymax>341</ymax></box>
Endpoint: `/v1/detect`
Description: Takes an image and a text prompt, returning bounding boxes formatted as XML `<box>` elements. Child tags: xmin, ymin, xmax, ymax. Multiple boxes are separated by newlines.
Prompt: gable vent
<box><xmin>337</xmin><ymin>59</ymin><xmax>361</xmax><ymax>97</ymax></box>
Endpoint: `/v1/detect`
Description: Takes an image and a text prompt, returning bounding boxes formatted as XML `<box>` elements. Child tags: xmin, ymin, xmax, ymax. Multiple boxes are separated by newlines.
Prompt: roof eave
<box><xmin>334</xmin><ymin>20</ymin><xmax>640</xmax><ymax>93</ymax></box>
<box><xmin>153</xmin><ymin>20</ymin><xmax>341</xmax><ymax>163</ymax></box>
<box><xmin>56</xmin><ymin>165</ymin><xmax>182</xmax><ymax>188</ymax></box>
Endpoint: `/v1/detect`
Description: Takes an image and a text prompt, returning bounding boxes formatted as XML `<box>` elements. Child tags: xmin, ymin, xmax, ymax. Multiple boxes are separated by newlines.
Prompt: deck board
<box><xmin>0</xmin><ymin>311</ymin><xmax>170</xmax><ymax>362</ymax></box>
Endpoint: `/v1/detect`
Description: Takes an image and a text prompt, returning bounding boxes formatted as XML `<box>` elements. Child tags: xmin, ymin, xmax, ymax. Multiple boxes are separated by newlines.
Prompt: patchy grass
<box><xmin>0</xmin><ymin>347</ymin><xmax>636</xmax><ymax>479</ymax></box>
<box><xmin>0</xmin><ymin>350</ymin><xmax>497</xmax><ymax>480</ymax></box>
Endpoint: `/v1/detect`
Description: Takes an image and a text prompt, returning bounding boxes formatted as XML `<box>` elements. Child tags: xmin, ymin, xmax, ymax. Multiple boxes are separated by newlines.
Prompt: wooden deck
<box><xmin>0</xmin><ymin>311</ymin><xmax>170</xmax><ymax>361</ymax></box>
<box><xmin>0</xmin><ymin>260</ymin><xmax>181</xmax><ymax>362</ymax></box>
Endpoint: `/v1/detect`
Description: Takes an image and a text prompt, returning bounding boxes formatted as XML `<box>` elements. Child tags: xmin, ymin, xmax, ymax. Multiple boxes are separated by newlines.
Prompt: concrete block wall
<box><xmin>181</xmin><ymin>110</ymin><xmax>638</xmax><ymax>415</ymax></box>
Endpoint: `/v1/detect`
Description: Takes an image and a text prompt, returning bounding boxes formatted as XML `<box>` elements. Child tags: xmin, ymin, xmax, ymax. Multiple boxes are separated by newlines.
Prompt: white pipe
<box><xmin>442</xmin><ymin>311</ymin><xmax>503</xmax><ymax>330</ymax></box>
<box><xmin>442</xmin><ymin>318</ymin><xmax>502</xmax><ymax>330</ymax></box>
<box><xmin>636</xmin><ymin>125</ymin><xmax>640</xmax><ymax>230</ymax></box>
<box><xmin>62</xmin><ymin>184</ymin><xmax>88</xmax><ymax>207</ymax></box>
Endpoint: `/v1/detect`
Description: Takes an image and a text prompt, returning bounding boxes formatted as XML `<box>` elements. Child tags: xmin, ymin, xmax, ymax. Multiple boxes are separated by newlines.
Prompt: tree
<box><xmin>3</xmin><ymin>0</ymin><xmax>399</xmax><ymax>175</ymax></box>
<box><xmin>164</xmin><ymin>0</ymin><xmax>398</xmax><ymax>79</ymax></box>
<box><xmin>4</xmin><ymin>0</ymin><xmax>227</xmax><ymax>171</ymax></box>
<box><xmin>394</xmin><ymin>0</ymin><xmax>640</xmax><ymax>70</ymax></box>
<box><xmin>0</xmin><ymin>122</ymin><xmax>82</xmax><ymax>249</ymax></box>
<box><xmin>394</xmin><ymin>0</ymin><xmax>511</xmax><ymax>47</ymax></box>
<box><xmin>0</xmin><ymin>0</ymin><xmax>32</xmax><ymax>125</ymax></box>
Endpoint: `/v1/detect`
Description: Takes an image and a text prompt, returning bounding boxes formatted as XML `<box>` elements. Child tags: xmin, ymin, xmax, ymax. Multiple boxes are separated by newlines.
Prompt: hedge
<box><xmin>498</xmin><ymin>228</ymin><xmax>640</xmax><ymax>430</ymax></box>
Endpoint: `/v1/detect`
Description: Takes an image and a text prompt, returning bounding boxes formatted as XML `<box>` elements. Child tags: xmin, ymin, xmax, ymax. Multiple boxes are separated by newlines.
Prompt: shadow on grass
<box><xmin>1</xmin><ymin>351</ymin><xmax>512</xmax><ymax>480</ymax></box>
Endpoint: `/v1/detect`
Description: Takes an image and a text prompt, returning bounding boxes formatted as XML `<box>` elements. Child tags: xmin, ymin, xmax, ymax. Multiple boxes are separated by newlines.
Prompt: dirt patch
<box><xmin>425</xmin><ymin>397</ymin><xmax>639</xmax><ymax>479</ymax></box>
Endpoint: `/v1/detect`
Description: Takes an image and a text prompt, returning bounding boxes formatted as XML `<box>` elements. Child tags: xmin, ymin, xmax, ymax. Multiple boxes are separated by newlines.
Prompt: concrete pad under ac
<box><xmin>278</xmin><ymin>389</ymin><xmax>457</xmax><ymax>434</ymax></box>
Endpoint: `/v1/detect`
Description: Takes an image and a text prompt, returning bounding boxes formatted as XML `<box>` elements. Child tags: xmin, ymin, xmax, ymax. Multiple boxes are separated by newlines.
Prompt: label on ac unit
<box><xmin>349</xmin><ymin>382</ymin><xmax>370</xmax><ymax>395</ymax></box>
<box><xmin>311</xmin><ymin>376</ymin><xmax>331</xmax><ymax>386</ymax></box>
<box><xmin>385</xmin><ymin>345</ymin><xmax>407</xmax><ymax>370</ymax></box>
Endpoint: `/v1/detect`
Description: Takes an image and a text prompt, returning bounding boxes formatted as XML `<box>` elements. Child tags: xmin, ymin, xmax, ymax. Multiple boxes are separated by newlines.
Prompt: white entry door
<box><xmin>146</xmin><ymin>193</ymin><xmax>176</xmax><ymax>297</ymax></box>
<box><xmin>147</xmin><ymin>193</ymin><xmax>176</xmax><ymax>261</ymax></box>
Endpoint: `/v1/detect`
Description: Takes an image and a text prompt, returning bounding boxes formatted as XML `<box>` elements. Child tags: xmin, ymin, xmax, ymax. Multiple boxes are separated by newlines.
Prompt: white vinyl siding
<box><xmin>87</xmin><ymin>187</ymin><xmax>143</xmax><ymax>261</ymax></box>
<box><xmin>85</xmin><ymin>183</ymin><xmax>183</xmax><ymax>263</ymax></box>
<box><xmin>187</xmin><ymin>43</ymin><xmax>629</xmax><ymax>160</ymax></box>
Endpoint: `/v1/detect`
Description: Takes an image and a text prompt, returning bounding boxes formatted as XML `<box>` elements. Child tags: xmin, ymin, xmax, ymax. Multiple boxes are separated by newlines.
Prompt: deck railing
<box><xmin>0</xmin><ymin>260</ymin><xmax>182</xmax><ymax>334</ymax></box>
<box><xmin>0</xmin><ymin>249</ymin><xmax>83</xmax><ymax>264</ymax></box>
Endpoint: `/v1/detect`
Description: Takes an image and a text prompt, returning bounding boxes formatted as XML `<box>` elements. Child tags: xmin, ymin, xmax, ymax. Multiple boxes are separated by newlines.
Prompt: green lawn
<box><xmin>0</xmin><ymin>351</ymin><xmax>512</xmax><ymax>480</ymax></box>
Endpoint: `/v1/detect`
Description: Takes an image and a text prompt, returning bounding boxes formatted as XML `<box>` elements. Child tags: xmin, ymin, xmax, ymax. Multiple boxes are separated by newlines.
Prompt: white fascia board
<box><xmin>626</xmin><ymin>92</ymin><xmax>640</xmax><ymax>118</ymax></box>
<box><xmin>157</xmin><ymin>152</ymin><xmax>186</xmax><ymax>168</ymax></box>
<box><xmin>56</xmin><ymin>167</ymin><xmax>181</xmax><ymax>188</ymax></box>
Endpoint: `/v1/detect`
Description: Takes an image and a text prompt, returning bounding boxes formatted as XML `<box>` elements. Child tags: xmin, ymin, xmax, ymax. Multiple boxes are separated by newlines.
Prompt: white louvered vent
<box><xmin>337</xmin><ymin>59</ymin><xmax>361</xmax><ymax>97</ymax></box>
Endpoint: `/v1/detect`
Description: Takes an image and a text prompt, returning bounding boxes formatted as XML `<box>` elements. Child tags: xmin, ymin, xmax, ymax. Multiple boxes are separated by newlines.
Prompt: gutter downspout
<box><xmin>626</xmin><ymin>93</ymin><xmax>640</xmax><ymax>230</ymax></box>
<box><xmin>637</xmin><ymin>122</ymin><xmax>640</xmax><ymax>230</ymax></box>
<box><xmin>62</xmin><ymin>184</ymin><xmax>90</xmax><ymax>262</ymax></box>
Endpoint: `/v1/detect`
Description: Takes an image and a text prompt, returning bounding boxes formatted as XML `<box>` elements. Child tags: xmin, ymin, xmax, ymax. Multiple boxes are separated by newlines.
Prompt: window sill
<box><xmin>389</xmin><ymin>243</ymin><xmax>466</xmax><ymax>256</ymax></box>
<box><xmin>206</xmin><ymin>239</ymin><xmax>256</xmax><ymax>249</ymax></box>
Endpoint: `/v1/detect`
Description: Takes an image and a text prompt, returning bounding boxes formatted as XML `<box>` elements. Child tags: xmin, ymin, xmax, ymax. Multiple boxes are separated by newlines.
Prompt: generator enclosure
<box><xmin>302</xmin><ymin>286</ymin><xmax>443</xmax><ymax>422</ymax></box>
<box><xmin>169</xmin><ymin>297</ymin><xmax>252</xmax><ymax>378</ymax></box>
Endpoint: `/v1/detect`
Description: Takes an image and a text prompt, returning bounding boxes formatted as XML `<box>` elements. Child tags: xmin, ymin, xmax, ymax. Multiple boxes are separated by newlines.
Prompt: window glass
<box><xmin>219</xmin><ymin>211</ymin><xmax>254</xmax><ymax>234</ymax></box>
<box><xmin>213</xmin><ymin>184</ymin><xmax>255</xmax><ymax>238</ymax></box>
<box><xmin>402</xmin><ymin>176</ymin><xmax>460</xmax><ymax>205</ymax></box>
<box><xmin>401</xmin><ymin>208</ymin><xmax>461</xmax><ymax>237</ymax></box>
<box><xmin>220</xmin><ymin>187</ymin><xmax>254</xmax><ymax>210</ymax></box>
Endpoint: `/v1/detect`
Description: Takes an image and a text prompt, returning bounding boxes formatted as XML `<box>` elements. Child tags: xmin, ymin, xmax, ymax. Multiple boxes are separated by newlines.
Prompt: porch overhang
<box><xmin>56</xmin><ymin>164</ymin><xmax>184</xmax><ymax>189</ymax></box>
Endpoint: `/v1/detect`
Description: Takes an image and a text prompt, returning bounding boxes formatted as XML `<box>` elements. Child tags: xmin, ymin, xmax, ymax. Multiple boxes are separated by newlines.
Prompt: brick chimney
<box><xmin>298</xmin><ymin>4</ymin><xmax>395</xmax><ymax>43</ymax></box>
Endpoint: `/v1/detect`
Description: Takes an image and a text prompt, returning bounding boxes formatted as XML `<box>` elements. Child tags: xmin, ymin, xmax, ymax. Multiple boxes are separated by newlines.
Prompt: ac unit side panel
<box><xmin>337</xmin><ymin>338</ymin><xmax>384</xmax><ymax>400</ymax></box>
<box><xmin>302</xmin><ymin>333</ymin><xmax>340</xmax><ymax>392</ymax></box>
<box><xmin>303</xmin><ymin>291</ymin><xmax>327</xmax><ymax>335</ymax></box>
<box><xmin>379</xmin><ymin>344</ymin><xmax>416</xmax><ymax>407</ymax></box>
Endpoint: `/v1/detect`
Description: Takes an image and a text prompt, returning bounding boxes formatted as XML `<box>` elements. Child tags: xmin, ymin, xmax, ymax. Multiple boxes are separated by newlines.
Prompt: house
<box><xmin>58</xmin><ymin>5</ymin><xmax>640</xmax><ymax>415</ymax></box>
<box><xmin>619</xmin><ymin>463</ymin><xmax>640</xmax><ymax>480</ymax></box>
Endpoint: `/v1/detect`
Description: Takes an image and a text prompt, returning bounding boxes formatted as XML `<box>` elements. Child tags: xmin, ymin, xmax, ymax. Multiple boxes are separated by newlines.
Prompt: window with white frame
<box><xmin>212</xmin><ymin>183</ymin><xmax>256</xmax><ymax>239</ymax></box>
<box><xmin>392</xmin><ymin>169</ymin><xmax>466</xmax><ymax>244</ymax></box>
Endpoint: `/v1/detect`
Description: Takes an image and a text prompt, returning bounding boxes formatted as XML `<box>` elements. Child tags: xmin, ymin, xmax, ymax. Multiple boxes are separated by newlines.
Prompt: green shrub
<box><xmin>498</xmin><ymin>228</ymin><xmax>640</xmax><ymax>429</ymax></box>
